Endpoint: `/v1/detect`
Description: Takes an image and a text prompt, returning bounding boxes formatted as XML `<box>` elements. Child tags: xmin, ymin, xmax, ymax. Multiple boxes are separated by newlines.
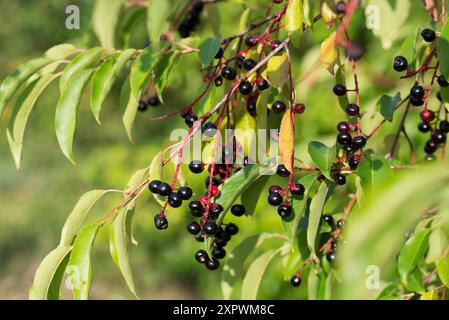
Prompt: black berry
<box><xmin>195</xmin><ymin>231</ymin><xmax>205</xmax><ymax>242</ymax></box>
<box><xmin>257</xmin><ymin>79</ymin><xmax>269</xmax><ymax>91</ymax></box>
<box><xmin>272</xmin><ymin>100</ymin><xmax>287</xmax><ymax>113</ymax></box>
<box><xmin>236</xmin><ymin>55</ymin><xmax>244</xmax><ymax>68</ymax></box>
<box><xmin>231</xmin><ymin>204</ymin><xmax>246</xmax><ymax>216</ymax></box>
<box><xmin>410</xmin><ymin>96</ymin><xmax>424</xmax><ymax>106</ymax></box>
<box><xmin>157</xmin><ymin>182</ymin><xmax>171</xmax><ymax>196</ymax></box>
<box><xmin>438</xmin><ymin>75</ymin><xmax>449</xmax><ymax>87</ymax></box>
<box><xmin>346</xmin><ymin>104</ymin><xmax>359</xmax><ymax>116</ymax></box>
<box><xmin>431</xmin><ymin>131</ymin><xmax>446</xmax><ymax>144</ymax></box>
<box><xmin>148</xmin><ymin>96</ymin><xmax>160</xmax><ymax>106</ymax></box>
<box><xmin>268</xmin><ymin>193</ymin><xmax>283</xmax><ymax>206</ymax></box>
<box><xmin>424</xmin><ymin>140</ymin><xmax>438</xmax><ymax>154</ymax></box>
<box><xmin>138</xmin><ymin>100</ymin><xmax>148</xmax><ymax>112</ymax></box>
<box><xmin>148</xmin><ymin>180</ymin><xmax>161</xmax><ymax>193</ymax></box>
<box><xmin>393</xmin><ymin>56</ymin><xmax>408</xmax><ymax>72</ymax></box>
<box><xmin>348</xmin><ymin>156</ymin><xmax>360</xmax><ymax>169</ymax></box>
<box><xmin>277</xmin><ymin>204</ymin><xmax>292</xmax><ymax>218</ymax></box>
<box><xmin>214</xmin><ymin>75</ymin><xmax>223</xmax><ymax>87</ymax></box>
<box><xmin>290</xmin><ymin>275</ymin><xmax>302</xmax><ymax>287</ymax></box>
<box><xmin>337</xmin><ymin>132</ymin><xmax>352</xmax><ymax>145</ymax></box>
<box><xmin>195</xmin><ymin>249</ymin><xmax>208</xmax><ymax>263</ymax></box>
<box><xmin>333</xmin><ymin>84</ymin><xmax>347</xmax><ymax>96</ymax></box>
<box><xmin>215</xmin><ymin>47</ymin><xmax>224</xmax><ymax>59</ymax></box>
<box><xmin>184</xmin><ymin>114</ymin><xmax>198</xmax><ymax>128</ymax></box>
<box><xmin>203</xmin><ymin>222</ymin><xmax>218</xmax><ymax>235</ymax></box>
<box><xmin>322</xmin><ymin>214</ymin><xmax>335</xmax><ymax>227</ymax></box>
<box><xmin>239</xmin><ymin>81</ymin><xmax>253</xmax><ymax>95</ymax></box>
<box><xmin>154</xmin><ymin>214</ymin><xmax>168</xmax><ymax>230</ymax></box>
<box><xmin>205</xmin><ymin>258</ymin><xmax>220</xmax><ymax>270</ymax></box>
<box><xmin>221</xmin><ymin>66</ymin><xmax>236</xmax><ymax>80</ymax></box>
<box><xmin>421</xmin><ymin>28</ymin><xmax>436</xmax><ymax>42</ymax></box>
<box><xmin>225</xmin><ymin>223</ymin><xmax>239</xmax><ymax>235</ymax></box>
<box><xmin>189</xmin><ymin>200</ymin><xmax>204</xmax><ymax>216</ymax></box>
<box><xmin>352</xmin><ymin>135</ymin><xmax>367</xmax><ymax>149</ymax></box>
<box><xmin>178</xmin><ymin>187</ymin><xmax>193</xmax><ymax>200</ymax></box>
<box><xmin>187</xmin><ymin>221</ymin><xmax>201</xmax><ymax>234</ymax></box>
<box><xmin>212</xmin><ymin>247</ymin><xmax>226</xmax><ymax>259</ymax></box>
<box><xmin>410</xmin><ymin>85</ymin><xmax>425</xmax><ymax>99</ymax></box>
<box><xmin>189</xmin><ymin>160</ymin><xmax>204</xmax><ymax>174</ymax></box>
<box><xmin>440</xmin><ymin>120</ymin><xmax>449</xmax><ymax>133</ymax></box>
<box><xmin>202</xmin><ymin>122</ymin><xmax>217</xmax><ymax>137</ymax></box>
<box><xmin>418</xmin><ymin>121</ymin><xmax>431</xmax><ymax>133</ymax></box>
<box><xmin>334</xmin><ymin>1</ymin><xmax>346</xmax><ymax>14</ymax></box>
<box><xmin>333</xmin><ymin>173</ymin><xmax>346</xmax><ymax>185</ymax></box>
<box><xmin>276</xmin><ymin>164</ymin><xmax>290</xmax><ymax>177</ymax></box>
<box><xmin>247</xmin><ymin>99</ymin><xmax>257</xmax><ymax>116</ymax></box>
<box><xmin>326</xmin><ymin>252</ymin><xmax>337</xmax><ymax>264</ymax></box>
<box><xmin>168</xmin><ymin>192</ymin><xmax>182</xmax><ymax>208</ymax></box>
<box><xmin>245</xmin><ymin>35</ymin><xmax>257</xmax><ymax>47</ymax></box>
<box><xmin>291</xmin><ymin>183</ymin><xmax>305</xmax><ymax>196</ymax></box>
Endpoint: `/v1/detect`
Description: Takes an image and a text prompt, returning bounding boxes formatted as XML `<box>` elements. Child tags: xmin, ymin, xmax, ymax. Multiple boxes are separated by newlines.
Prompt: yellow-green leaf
<box><xmin>279</xmin><ymin>111</ymin><xmax>294</xmax><ymax>173</ymax></box>
<box><xmin>265</xmin><ymin>52</ymin><xmax>289</xmax><ymax>88</ymax></box>
<box><xmin>285</xmin><ymin>0</ymin><xmax>303</xmax><ymax>47</ymax></box>
<box><xmin>319</xmin><ymin>32</ymin><xmax>338</xmax><ymax>74</ymax></box>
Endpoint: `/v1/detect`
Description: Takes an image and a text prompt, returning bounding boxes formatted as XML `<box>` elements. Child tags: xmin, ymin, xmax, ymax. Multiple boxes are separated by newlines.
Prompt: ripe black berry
<box><xmin>154</xmin><ymin>214</ymin><xmax>168</xmax><ymax>230</ymax></box>
<box><xmin>410</xmin><ymin>85</ymin><xmax>425</xmax><ymax>99</ymax></box>
<box><xmin>215</xmin><ymin>47</ymin><xmax>224</xmax><ymax>59</ymax></box>
<box><xmin>148</xmin><ymin>96</ymin><xmax>160</xmax><ymax>106</ymax></box>
<box><xmin>212</xmin><ymin>247</ymin><xmax>226</xmax><ymax>259</ymax></box>
<box><xmin>215</xmin><ymin>228</ymin><xmax>231</xmax><ymax>242</ymax></box>
<box><xmin>202</xmin><ymin>122</ymin><xmax>217</xmax><ymax>137</ymax></box>
<box><xmin>272</xmin><ymin>100</ymin><xmax>287</xmax><ymax>113</ymax></box>
<box><xmin>168</xmin><ymin>192</ymin><xmax>182</xmax><ymax>208</ymax></box>
<box><xmin>334</xmin><ymin>1</ymin><xmax>346</xmax><ymax>14</ymax></box>
<box><xmin>346</xmin><ymin>104</ymin><xmax>359</xmax><ymax>116</ymax></box>
<box><xmin>431</xmin><ymin>131</ymin><xmax>446</xmax><ymax>144</ymax></box>
<box><xmin>225</xmin><ymin>223</ymin><xmax>239</xmax><ymax>235</ymax></box>
<box><xmin>205</xmin><ymin>258</ymin><xmax>220</xmax><ymax>270</ymax></box>
<box><xmin>440</xmin><ymin>120</ymin><xmax>449</xmax><ymax>133</ymax></box>
<box><xmin>214</xmin><ymin>237</ymin><xmax>227</xmax><ymax>248</ymax></box>
<box><xmin>157</xmin><ymin>182</ymin><xmax>171</xmax><ymax>196</ymax></box>
<box><xmin>189</xmin><ymin>200</ymin><xmax>204</xmax><ymax>216</ymax></box>
<box><xmin>203</xmin><ymin>222</ymin><xmax>218</xmax><ymax>235</ymax></box>
<box><xmin>221</xmin><ymin>66</ymin><xmax>236</xmax><ymax>80</ymax></box>
<box><xmin>268</xmin><ymin>193</ymin><xmax>283</xmax><ymax>206</ymax></box>
<box><xmin>231</xmin><ymin>204</ymin><xmax>246</xmax><ymax>216</ymax></box>
<box><xmin>438</xmin><ymin>75</ymin><xmax>449</xmax><ymax>87</ymax></box>
<box><xmin>195</xmin><ymin>231</ymin><xmax>205</xmax><ymax>242</ymax></box>
<box><xmin>148</xmin><ymin>180</ymin><xmax>161</xmax><ymax>193</ymax></box>
<box><xmin>138</xmin><ymin>100</ymin><xmax>148</xmax><ymax>112</ymax></box>
<box><xmin>277</xmin><ymin>164</ymin><xmax>290</xmax><ymax>177</ymax></box>
<box><xmin>337</xmin><ymin>121</ymin><xmax>350</xmax><ymax>133</ymax></box>
<box><xmin>189</xmin><ymin>160</ymin><xmax>204</xmax><ymax>174</ymax></box>
<box><xmin>291</xmin><ymin>183</ymin><xmax>305</xmax><ymax>196</ymax></box>
<box><xmin>214</xmin><ymin>75</ymin><xmax>223</xmax><ymax>87</ymax></box>
<box><xmin>277</xmin><ymin>204</ymin><xmax>292</xmax><ymax>218</ymax></box>
<box><xmin>195</xmin><ymin>249</ymin><xmax>208</xmax><ymax>263</ymax></box>
<box><xmin>239</xmin><ymin>81</ymin><xmax>253</xmax><ymax>95</ymax></box>
<box><xmin>290</xmin><ymin>275</ymin><xmax>302</xmax><ymax>287</ymax></box>
<box><xmin>243</xmin><ymin>58</ymin><xmax>256</xmax><ymax>70</ymax></box>
<box><xmin>236</xmin><ymin>55</ymin><xmax>244</xmax><ymax>68</ymax></box>
<box><xmin>326</xmin><ymin>252</ymin><xmax>337</xmax><ymax>264</ymax></box>
<box><xmin>187</xmin><ymin>221</ymin><xmax>201</xmax><ymax>234</ymax></box>
<box><xmin>348</xmin><ymin>156</ymin><xmax>360</xmax><ymax>169</ymax></box>
<box><xmin>245</xmin><ymin>35</ymin><xmax>257</xmax><ymax>47</ymax></box>
<box><xmin>337</xmin><ymin>132</ymin><xmax>352</xmax><ymax>145</ymax></box>
<box><xmin>269</xmin><ymin>185</ymin><xmax>282</xmax><ymax>194</ymax></box>
<box><xmin>247</xmin><ymin>99</ymin><xmax>257</xmax><ymax>116</ymax></box>
<box><xmin>344</xmin><ymin>144</ymin><xmax>355</xmax><ymax>155</ymax></box>
<box><xmin>393</xmin><ymin>56</ymin><xmax>408</xmax><ymax>72</ymax></box>
<box><xmin>336</xmin><ymin>219</ymin><xmax>345</xmax><ymax>229</ymax></box>
<box><xmin>352</xmin><ymin>135</ymin><xmax>367</xmax><ymax>149</ymax></box>
<box><xmin>418</xmin><ymin>121</ymin><xmax>431</xmax><ymax>133</ymax></box>
<box><xmin>424</xmin><ymin>140</ymin><xmax>438</xmax><ymax>154</ymax></box>
<box><xmin>410</xmin><ymin>96</ymin><xmax>424</xmax><ymax>106</ymax></box>
<box><xmin>421</xmin><ymin>28</ymin><xmax>436</xmax><ymax>42</ymax></box>
<box><xmin>322</xmin><ymin>214</ymin><xmax>335</xmax><ymax>227</ymax></box>
<box><xmin>333</xmin><ymin>84</ymin><xmax>347</xmax><ymax>96</ymax></box>
<box><xmin>184</xmin><ymin>114</ymin><xmax>198</xmax><ymax>128</ymax></box>
<box><xmin>333</xmin><ymin>173</ymin><xmax>346</xmax><ymax>186</ymax></box>
<box><xmin>257</xmin><ymin>79</ymin><xmax>269</xmax><ymax>91</ymax></box>
<box><xmin>205</xmin><ymin>176</ymin><xmax>220</xmax><ymax>188</ymax></box>
<box><xmin>209</xmin><ymin>203</ymin><xmax>223</xmax><ymax>218</ymax></box>
<box><xmin>178</xmin><ymin>187</ymin><xmax>193</xmax><ymax>200</ymax></box>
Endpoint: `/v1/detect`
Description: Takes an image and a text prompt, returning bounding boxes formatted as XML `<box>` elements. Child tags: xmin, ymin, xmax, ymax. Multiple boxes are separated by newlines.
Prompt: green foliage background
<box><xmin>0</xmin><ymin>0</ymin><xmax>445</xmax><ymax>299</ymax></box>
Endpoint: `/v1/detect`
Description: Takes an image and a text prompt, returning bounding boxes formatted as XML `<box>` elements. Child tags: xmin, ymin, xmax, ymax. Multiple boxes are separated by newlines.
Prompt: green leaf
<box><xmin>60</xmin><ymin>190</ymin><xmax>110</xmax><ymax>246</ymax></box>
<box><xmin>398</xmin><ymin>229</ymin><xmax>430</xmax><ymax>285</ymax></box>
<box><xmin>59</xmin><ymin>47</ymin><xmax>104</xmax><ymax>93</ymax></box>
<box><xmin>154</xmin><ymin>51</ymin><xmax>178</xmax><ymax>102</ymax></box>
<box><xmin>91</xmin><ymin>49</ymin><xmax>136</xmax><ymax>123</ymax></box>
<box><xmin>308</xmin><ymin>141</ymin><xmax>336</xmax><ymax>181</ymax></box>
<box><xmin>0</xmin><ymin>57</ymin><xmax>53</xmax><ymax>118</ymax></box>
<box><xmin>357</xmin><ymin>154</ymin><xmax>393</xmax><ymax>193</ymax></box>
<box><xmin>147</xmin><ymin>0</ymin><xmax>171</xmax><ymax>48</ymax></box>
<box><xmin>222</xmin><ymin>233</ymin><xmax>286</xmax><ymax>299</ymax></box>
<box><xmin>426</xmin><ymin>223</ymin><xmax>449</xmax><ymax>264</ymax></box>
<box><xmin>55</xmin><ymin>69</ymin><xmax>94</xmax><ymax>163</ymax></box>
<box><xmin>282</xmin><ymin>174</ymin><xmax>317</xmax><ymax>246</ymax></box>
<box><xmin>120</xmin><ymin>8</ymin><xmax>146</xmax><ymax>48</ymax></box>
<box><xmin>198</xmin><ymin>36</ymin><xmax>222</xmax><ymax>65</ymax></box>
<box><xmin>67</xmin><ymin>223</ymin><xmax>100</xmax><ymax>300</ymax></box>
<box><xmin>437</xmin><ymin>254</ymin><xmax>449</xmax><ymax>288</ymax></box>
<box><xmin>307</xmin><ymin>181</ymin><xmax>334</xmax><ymax>254</ymax></box>
<box><xmin>438</xmin><ymin>21</ymin><xmax>449</xmax><ymax>80</ymax></box>
<box><xmin>360</xmin><ymin>112</ymin><xmax>384</xmax><ymax>136</ymax></box>
<box><xmin>404</xmin><ymin>268</ymin><xmax>425</xmax><ymax>293</ymax></box>
<box><xmin>7</xmin><ymin>73</ymin><xmax>59</xmax><ymax>169</ymax></box>
<box><xmin>205</xmin><ymin>4</ymin><xmax>221</xmax><ymax>35</ymax></box>
<box><xmin>29</xmin><ymin>245</ymin><xmax>71</xmax><ymax>300</ymax></box>
<box><xmin>378</xmin><ymin>93</ymin><xmax>401</xmax><ymax>122</ymax></box>
<box><xmin>149</xmin><ymin>151</ymin><xmax>165</xmax><ymax>207</ymax></box>
<box><xmin>303</xmin><ymin>0</ymin><xmax>315</xmax><ymax>28</ymax></box>
<box><xmin>265</xmin><ymin>53</ymin><xmax>289</xmax><ymax>88</ymax></box>
<box><xmin>92</xmin><ymin>0</ymin><xmax>123</xmax><ymax>49</ymax></box>
<box><xmin>241</xmin><ymin>175</ymin><xmax>269</xmax><ymax>216</ymax></box>
<box><xmin>241</xmin><ymin>249</ymin><xmax>281</xmax><ymax>300</ymax></box>
<box><xmin>307</xmin><ymin>269</ymin><xmax>320</xmax><ymax>300</ymax></box>
<box><xmin>285</xmin><ymin>0</ymin><xmax>303</xmax><ymax>47</ymax></box>
<box><xmin>45</xmin><ymin>43</ymin><xmax>78</xmax><ymax>60</ymax></box>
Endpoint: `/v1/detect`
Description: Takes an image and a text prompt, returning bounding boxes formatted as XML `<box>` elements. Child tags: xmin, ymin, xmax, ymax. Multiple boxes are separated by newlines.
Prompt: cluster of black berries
<box><xmin>417</xmin><ymin>109</ymin><xmax>448</xmax><ymax>157</ymax></box>
<box><xmin>138</xmin><ymin>96</ymin><xmax>160</xmax><ymax>112</ymax></box>
<box><xmin>393</xmin><ymin>28</ymin><xmax>437</xmax><ymax>73</ymax></box>
<box><xmin>267</xmin><ymin>165</ymin><xmax>305</xmax><ymax>218</ymax></box>
<box><xmin>178</xmin><ymin>1</ymin><xmax>204</xmax><ymax>38</ymax></box>
<box><xmin>322</xmin><ymin>214</ymin><xmax>345</xmax><ymax>265</ymax></box>
<box><xmin>149</xmin><ymin>180</ymin><xmax>193</xmax><ymax>229</ymax></box>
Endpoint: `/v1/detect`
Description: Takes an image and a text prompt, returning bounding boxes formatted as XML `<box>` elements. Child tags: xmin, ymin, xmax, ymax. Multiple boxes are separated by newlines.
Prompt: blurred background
<box><xmin>0</xmin><ymin>0</ymin><xmax>433</xmax><ymax>299</ymax></box>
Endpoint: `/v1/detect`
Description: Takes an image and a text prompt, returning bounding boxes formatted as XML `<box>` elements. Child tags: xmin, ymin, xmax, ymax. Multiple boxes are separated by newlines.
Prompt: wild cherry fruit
<box><xmin>293</xmin><ymin>103</ymin><xmax>305</xmax><ymax>114</ymax></box>
<box><xmin>138</xmin><ymin>100</ymin><xmax>148</xmax><ymax>112</ymax></box>
<box><xmin>149</xmin><ymin>180</ymin><xmax>161</xmax><ymax>193</ymax></box>
<box><xmin>272</xmin><ymin>101</ymin><xmax>287</xmax><ymax>113</ymax></box>
<box><xmin>352</xmin><ymin>135</ymin><xmax>367</xmax><ymax>149</ymax></box>
<box><xmin>410</xmin><ymin>96</ymin><xmax>424</xmax><ymax>106</ymax></box>
<box><xmin>420</xmin><ymin>110</ymin><xmax>435</xmax><ymax>122</ymax></box>
<box><xmin>157</xmin><ymin>182</ymin><xmax>171</xmax><ymax>196</ymax></box>
<box><xmin>333</xmin><ymin>84</ymin><xmax>347</xmax><ymax>96</ymax></box>
<box><xmin>393</xmin><ymin>56</ymin><xmax>408</xmax><ymax>72</ymax></box>
<box><xmin>344</xmin><ymin>144</ymin><xmax>355</xmax><ymax>155</ymax></box>
<box><xmin>215</xmin><ymin>47</ymin><xmax>224</xmax><ymax>59</ymax></box>
<box><xmin>148</xmin><ymin>96</ymin><xmax>160</xmax><ymax>106</ymax></box>
<box><xmin>322</xmin><ymin>214</ymin><xmax>335</xmax><ymax>227</ymax></box>
<box><xmin>243</xmin><ymin>58</ymin><xmax>256</xmax><ymax>70</ymax></box>
<box><xmin>189</xmin><ymin>200</ymin><xmax>204</xmax><ymax>216</ymax></box>
<box><xmin>337</xmin><ymin>133</ymin><xmax>352</xmax><ymax>145</ymax></box>
<box><xmin>189</xmin><ymin>160</ymin><xmax>204</xmax><ymax>174</ymax></box>
<box><xmin>269</xmin><ymin>185</ymin><xmax>283</xmax><ymax>194</ymax></box>
<box><xmin>290</xmin><ymin>275</ymin><xmax>302</xmax><ymax>288</ymax></box>
<box><xmin>209</xmin><ymin>203</ymin><xmax>223</xmax><ymax>218</ymax></box>
<box><xmin>410</xmin><ymin>85</ymin><xmax>425</xmax><ymax>99</ymax></box>
<box><xmin>215</xmin><ymin>229</ymin><xmax>230</xmax><ymax>242</ymax></box>
<box><xmin>348</xmin><ymin>156</ymin><xmax>360</xmax><ymax>169</ymax></box>
<box><xmin>337</xmin><ymin>219</ymin><xmax>345</xmax><ymax>229</ymax></box>
<box><xmin>187</xmin><ymin>221</ymin><xmax>201</xmax><ymax>235</ymax></box>
<box><xmin>337</xmin><ymin>121</ymin><xmax>350</xmax><ymax>133</ymax></box>
<box><xmin>438</xmin><ymin>75</ymin><xmax>449</xmax><ymax>87</ymax></box>
<box><xmin>424</xmin><ymin>140</ymin><xmax>438</xmax><ymax>154</ymax></box>
<box><xmin>245</xmin><ymin>35</ymin><xmax>257</xmax><ymax>47</ymax></box>
<box><xmin>205</xmin><ymin>258</ymin><xmax>220</xmax><ymax>270</ymax></box>
<box><xmin>154</xmin><ymin>214</ymin><xmax>168</xmax><ymax>230</ymax></box>
<box><xmin>195</xmin><ymin>231</ymin><xmax>205</xmax><ymax>242</ymax></box>
<box><xmin>212</xmin><ymin>247</ymin><xmax>226</xmax><ymax>259</ymax></box>
<box><xmin>432</xmin><ymin>131</ymin><xmax>446</xmax><ymax>144</ymax></box>
<box><xmin>277</xmin><ymin>204</ymin><xmax>292</xmax><ymax>218</ymax></box>
<box><xmin>184</xmin><ymin>114</ymin><xmax>198</xmax><ymax>128</ymax></box>
<box><xmin>225</xmin><ymin>223</ymin><xmax>239</xmax><ymax>235</ymax></box>
<box><xmin>326</xmin><ymin>252</ymin><xmax>337</xmax><ymax>264</ymax></box>
<box><xmin>247</xmin><ymin>99</ymin><xmax>257</xmax><ymax>116</ymax></box>
<box><xmin>214</xmin><ymin>76</ymin><xmax>223</xmax><ymax>87</ymax></box>
<box><xmin>291</xmin><ymin>183</ymin><xmax>305</xmax><ymax>196</ymax></box>
<box><xmin>437</xmin><ymin>91</ymin><xmax>443</xmax><ymax>102</ymax></box>
<box><xmin>236</xmin><ymin>55</ymin><xmax>245</xmax><ymax>68</ymax></box>
<box><xmin>203</xmin><ymin>222</ymin><xmax>218</xmax><ymax>235</ymax></box>
<box><xmin>168</xmin><ymin>192</ymin><xmax>182</xmax><ymax>208</ymax></box>
<box><xmin>195</xmin><ymin>250</ymin><xmax>208</xmax><ymax>263</ymax></box>
<box><xmin>346</xmin><ymin>104</ymin><xmax>359</xmax><ymax>116</ymax></box>
<box><xmin>418</xmin><ymin>121</ymin><xmax>431</xmax><ymax>133</ymax></box>
<box><xmin>334</xmin><ymin>1</ymin><xmax>346</xmax><ymax>14</ymax></box>
<box><xmin>221</xmin><ymin>66</ymin><xmax>236</xmax><ymax>80</ymax></box>
<box><xmin>421</xmin><ymin>28</ymin><xmax>436</xmax><ymax>42</ymax></box>
<box><xmin>257</xmin><ymin>79</ymin><xmax>269</xmax><ymax>91</ymax></box>
<box><xmin>202</xmin><ymin>122</ymin><xmax>217</xmax><ymax>137</ymax></box>
<box><xmin>178</xmin><ymin>187</ymin><xmax>193</xmax><ymax>200</ymax></box>
<box><xmin>268</xmin><ymin>193</ymin><xmax>283</xmax><ymax>206</ymax></box>
<box><xmin>277</xmin><ymin>164</ymin><xmax>290</xmax><ymax>177</ymax></box>
<box><xmin>239</xmin><ymin>81</ymin><xmax>253</xmax><ymax>95</ymax></box>
<box><xmin>440</xmin><ymin>120</ymin><xmax>449</xmax><ymax>133</ymax></box>
<box><xmin>231</xmin><ymin>204</ymin><xmax>246</xmax><ymax>216</ymax></box>
<box><xmin>333</xmin><ymin>173</ymin><xmax>347</xmax><ymax>186</ymax></box>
